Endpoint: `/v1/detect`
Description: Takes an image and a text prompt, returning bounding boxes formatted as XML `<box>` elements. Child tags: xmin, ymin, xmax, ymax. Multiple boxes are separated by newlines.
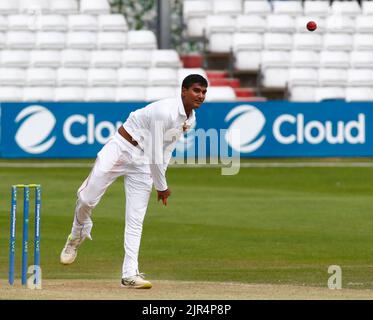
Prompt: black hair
<box><xmin>182</xmin><ymin>74</ymin><xmax>208</xmax><ymax>89</ymax></box>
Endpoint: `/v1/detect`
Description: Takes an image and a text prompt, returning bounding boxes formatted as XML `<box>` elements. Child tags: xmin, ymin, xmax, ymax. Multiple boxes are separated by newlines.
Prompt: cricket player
<box><xmin>60</xmin><ymin>74</ymin><xmax>208</xmax><ymax>289</ymax></box>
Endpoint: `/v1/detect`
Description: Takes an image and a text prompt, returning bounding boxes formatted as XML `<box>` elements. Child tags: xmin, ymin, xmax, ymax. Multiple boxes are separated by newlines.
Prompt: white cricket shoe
<box><xmin>121</xmin><ymin>273</ymin><xmax>152</xmax><ymax>289</ymax></box>
<box><xmin>60</xmin><ymin>234</ymin><xmax>86</xmax><ymax>265</ymax></box>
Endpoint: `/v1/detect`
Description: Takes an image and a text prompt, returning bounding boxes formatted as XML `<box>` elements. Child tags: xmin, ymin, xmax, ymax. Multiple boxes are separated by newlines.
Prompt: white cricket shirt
<box><xmin>122</xmin><ymin>96</ymin><xmax>196</xmax><ymax>191</ymax></box>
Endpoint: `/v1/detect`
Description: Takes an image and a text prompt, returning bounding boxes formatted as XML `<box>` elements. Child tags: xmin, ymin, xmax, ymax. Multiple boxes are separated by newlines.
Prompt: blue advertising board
<box><xmin>0</xmin><ymin>101</ymin><xmax>372</xmax><ymax>158</ymax></box>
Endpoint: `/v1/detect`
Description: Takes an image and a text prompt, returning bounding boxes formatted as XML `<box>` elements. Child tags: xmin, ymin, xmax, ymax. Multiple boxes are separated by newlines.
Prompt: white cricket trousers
<box><xmin>70</xmin><ymin>132</ymin><xmax>153</xmax><ymax>278</ymax></box>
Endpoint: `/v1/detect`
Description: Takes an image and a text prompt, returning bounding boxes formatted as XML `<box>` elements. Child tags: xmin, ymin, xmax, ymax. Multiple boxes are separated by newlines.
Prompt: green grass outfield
<box><xmin>1</xmin><ymin>158</ymin><xmax>373</xmax><ymax>289</ymax></box>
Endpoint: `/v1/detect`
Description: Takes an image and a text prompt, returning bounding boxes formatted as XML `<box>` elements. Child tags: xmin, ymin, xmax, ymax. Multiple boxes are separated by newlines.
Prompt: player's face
<box><xmin>182</xmin><ymin>83</ymin><xmax>207</xmax><ymax>109</ymax></box>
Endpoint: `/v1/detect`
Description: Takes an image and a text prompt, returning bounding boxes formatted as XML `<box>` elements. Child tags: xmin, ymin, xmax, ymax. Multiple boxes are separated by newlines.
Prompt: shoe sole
<box><xmin>60</xmin><ymin>254</ymin><xmax>77</xmax><ymax>265</ymax></box>
<box><xmin>120</xmin><ymin>283</ymin><xmax>152</xmax><ymax>289</ymax></box>
<box><xmin>60</xmin><ymin>260</ymin><xmax>75</xmax><ymax>265</ymax></box>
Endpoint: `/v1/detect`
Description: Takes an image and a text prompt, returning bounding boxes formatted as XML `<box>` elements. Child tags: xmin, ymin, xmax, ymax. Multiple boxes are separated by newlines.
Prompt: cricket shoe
<box><xmin>121</xmin><ymin>273</ymin><xmax>152</xmax><ymax>289</ymax></box>
<box><xmin>60</xmin><ymin>234</ymin><xmax>89</xmax><ymax>265</ymax></box>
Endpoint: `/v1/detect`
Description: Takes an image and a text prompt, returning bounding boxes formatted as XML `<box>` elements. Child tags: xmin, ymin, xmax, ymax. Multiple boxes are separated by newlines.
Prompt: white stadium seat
<box><xmin>267</xmin><ymin>14</ymin><xmax>296</xmax><ymax>33</ymax></box>
<box><xmin>354</xmin><ymin>34</ymin><xmax>373</xmax><ymax>51</ymax></box>
<box><xmin>85</xmin><ymin>87</ymin><xmax>115</xmax><ymax>102</ymax></box>
<box><xmin>320</xmin><ymin>51</ymin><xmax>350</xmax><ymax>68</ymax></box>
<box><xmin>331</xmin><ymin>0</ymin><xmax>361</xmax><ymax>16</ymax></box>
<box><xmin>0</xmin><ymin>50</ymin><xmax>30</xmax><ymax>67</ymax></box>
<box><xmin>261</xmin><ymin>68</ymin><xmax>289</xmax><ymax>88</ymax></box>
<box><xmin>62</xmin><ymin>49</ymin><xmax>91</xmax><ymax>68</ymax></box>
<box><xmin>6</xmin><ymin>31</ymin><xmax>35</xmax><ymax>49</ymax></box>
<box><xmin>350</xmin><ymin>51</ymin><xmax>373</xmax><ymax>68</ymax></box>
<box><xmin>290</xmin><ymin>86</ymin><xmax>316</xmax><ymax>102</ymax></box>
<box><xmin>54</xmin><ymin>87</ymin><xmax>85</xmax><ymax>101</ymax></box>
<box><xmin>0</xmin><ymin>68</ymin><xmax>26</xmax><ymax>86</ymax></box>
<box><xmin>122</xmin><ymin>50</ymin><xmax>152</xmax><ymax>68</ymax></box>
<box><xmin>30</xmin><ymin>50</ymin><xmax>61</xmax><ymax>68</ymax></box>
<box><xmin>303</xmin><ymin>1</ymin><xmax>330</xmax><ymax>17</ymax></box>
<box><xmin>97</xmin><ymin>32</ymin><xmax>127</xmax><ymax>49</ymax></box>
<box><xmin>36</xmin><ymin>32</ymin><xmax>66</xmax><ymax>49</ymax></box>
<box><xmin>67</xmin><ymin>32</ymin><xmax>97</xmax><ymax>49</ymax></box>
<box><xmin>80</xmin><ymin>0</ymin><xmax>111</xmax><ymax>15</ymax></box>
<box><xmin>272</xmin><ymin>1</ymin><xmax>303</xmax><ymax>16</ymax></box>
<box><xmin>319</xmin><ymin>68</ymin><xmax>348</xmax><ymax>86</ymax></box>
<box><xmin>127</xmin><ymin>30</ymin><xmax>157</xmax><ymax>50</ymax></box>
<box><xmin>288</xmin><ymin>68</ymin><xmax>318</xmax><ymax>87</ymax></box>
<box><xmin>148</xmin><ymin>68</ymin><xmax>178</xmax><ymax>86</ymax></box>
<box><xmin>345</xmin><ymin>87</ymin><xmax>373</xmax><ymax>102</ymax></box>
<box><xmin>184</xmin><ymin>1</ymin><xmax>209</xmax><ymax>36</ymax></box>
<box><xmin>151</xmin><ymin>50</ymin><xmax>182</xmax><ymax>68</ymax></box>
<box><xmin>0</xmin><ymin>1</ymin><xmax>18</xmax><ymax>15</ymax></box>
<box><xmin>261</xmin><ymin>51</ymin><xmax>291</xmax><ymax>68</ymax></box>
<box><xmin>236</xmin><ymin>15</ymin><xmax>267</xmax><ymax>33</ymax></box>
<box><xmin>87</xmin><ymin>68</ymin><xmax>117</xmax><ymax>86</ymax></box>
<box><xmin>213</xmin><ymin>0</ymin><xmax>242</xmax><ymax>16</ymax></box>
<box><xmin>8</xmin><ymin>15</ymin><xmax>32</xmax><ymax>31</ymax></box>
<box><xmin>264</xmin><ymin>33</ymin><xmax>293</xmax><ymax>50</ymax></box>
<box><xmin>362</xmin><ymin>1</ymin><xmax>373</xmax><ymax>15</ymax></box>
<box><xmin>183</xmin><ymin>0</ymin><xmax>212</xmax><ymax>20</ymax></box>
<box><xmin>49</xmin><ymin>0</ymin><xmax>78</xmax><ymax>15</ymax></box>
<box><xmin>146</xmin><ymin>86</ymin><xmax>177</xmax><ymax>101</ymax></box>
<box><xmin>68</xmin><ymin>15</ymin><xmax>98</xmax><ymax>31</ymax></box>
<box><xmin>293</xmin><ymin>33</ymin><xmax>323</xmax><ymax>51</ymax></box>
<box><xmin>206</xmin><ymin>15</ymin><xmax>236</xmax><ymax>34</ymax></box>
<box><xmin>347</xmin><ymin>69</ymin><xmax>373</xmax><ymax>86</ymax></box>
<box><xmin>205</xmin><ymin>86</ymin><xmax>236</xmax><ymax>101</ymax></box>
<box><xmin>208</xmin><ymin>33</ymin><xmax>233</xmax><ymax>53</ymax></box>
<box><xmin>296</xmin><ymin>16</ymin><xmax>326</xmax><ymax>33</ymax></box>
<box><xmin>356</xmin><ymin>16</ymin><xmax>373</xmax><ymax>33</ymax></box>
<box><xmin>23</xmin><ymin>87</ymin><xmax>55</xmax><ymax>102</ymax></box>
<box><xmin>326</xmin><ymin>15</ymin><xmax>355</xmax><ymax>34</ymax></box>
<box><xmin>98</xmin><ymin>14</ymin><xmax>128</xmax><ymax>32</ymax></box>
<box><xmin>40</xmin><ymin>15</ymin><xmax>68</xmax><ymax>31</ymax></box>
<box><xmin>315</xmin><ymin>87</ymin><xmax>345</xmax><ymax>101</ymax></box>
<box><xmin>0</xmin><ymin>16</ymin><xmax>7</xmax><ymax>31</ymax></box>
<box><xmin>178</xmin><ymin>68</ymin><xmax>208</xmax><ymax>85</ymax></box>
<box><xmin>233</xmin><ymin>33</ymin><xmax>263</xmax><ymax>51</ymax></box>
<box><xmin>0</xmin><ymin>87</ymin><xmax>23</xmax><ymax>101</ymax></box>
<box><xmin>90</xmin><ymin>50</ymin><xmax>121</xmax><ymax>68</ymax></box>
<box><xmin>243</xmin><ymin>1</ymin><xmax>272</xmax><ymax>16</ymax></box>
<box><xmin>291</xmin><ymin>50</ymin><xmax>320</xmax><ymax>67</ymax></box>
<box><xmin>0</xmin><ymin>32</ymin><xmax>5</xmax><ymax>48</ymax></box>
<box><xmin>26</xmin><ymin>68</ymin><xmax>56</xmax><ymax>86</ymax></box>
<box><xmin>57</xmin><ymin>68</ymin><xmax>87</xmax><ymax>86</ymax></box>
<box><xmin>19</xmin><ymin>0</ymin><xmax>50</xmax><ymax>14</ymax></box>
<box><xmin>186</xmin><ymin>17</ymin><xmax>207</xmax><ymax>38</ymax></box>
<box><xmin>116</xmin><ymin>87</ymin><xmax>146</xmax><ymax>101</ymax></box>
<box><xmin>234</xmin><ymin>50</ymin><xmax>261</xmax><ymax>71</ymax></box>
<box><xmin>118</xmin><ymin>68</ymin><xmax>148</xmax><ymax>86</ymax></box>
<box><xmin>323</xmin><ymin>34</ymin><xmax>353</xmax><ymax>51</ymax></box>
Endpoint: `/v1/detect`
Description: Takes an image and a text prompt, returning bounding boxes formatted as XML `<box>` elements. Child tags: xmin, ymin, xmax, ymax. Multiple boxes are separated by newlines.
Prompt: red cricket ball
<box><xmin>307</xmin><ymin>21</ymin><xmax>317</xmax><ymax>32</ymax></box>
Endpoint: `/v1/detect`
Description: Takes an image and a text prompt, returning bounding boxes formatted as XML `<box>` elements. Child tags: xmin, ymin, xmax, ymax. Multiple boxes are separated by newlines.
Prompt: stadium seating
<box><xmin>0</xmin><ymin>87</ymin><xmax>23</xmax><ymax>101</ymax></box>
<box><xmin>85</xmin><ymin>87</ymin><xmax>115</xmax><ymax>101</ymax></box>
<box><xmin>0</xmin><ymin>68</ymin><xmax>26</xmax><ymax>86</ymax></box>
<box><xmin>54</xmin><ymin>86</ymin><xmax>85</xmax><ymax>101</ymax></box>
<box><xmin>118</xmin><ymin>68</ymin><xmax>148</xmax><ymax>86</ymax></box>
<box><xmin>91</xmin><ymin>50</ymin><xmax>122</xmax><ymax>68</ymax></box>
<box><xmin>23</xmin><ymin>87</ymin><xmax>55</xmax><ymax>101</ymax></box>
<box><xmin>205</xmin><ymin>86</ymin><xmax>237</xmax><ymax>101</ymax></box>
<box><xmin>26</xmin><ymin>68</ymin><xmax>56</xmax><ymax>86</ymax></box>
<box><xmin>57</xmin><ymin>68</ymin><xmax>87</xmax><ymax>86</ymax></box>
<box><xmin>116</xmin><ymin>86</ymin><xmax>146</xmax><ymax>101</ymax></box>
<box><xmin>182</xmin><ymin>0</ymin><xmax>373</xmax><ymax>102</ymax></box>
<box><xmin>1</xmin><ymin>0</ymin><xmax>373</xmax><ymax>102</ymax></box>
<box><xmin>0</xmin><ymin>0</ymin><xmax>214</xmax><ymax>102</ymax></box>
<box><xmin>49</xmin><ymin>0</ymin><xmax>79</xmax><ymax>15</ymax></box>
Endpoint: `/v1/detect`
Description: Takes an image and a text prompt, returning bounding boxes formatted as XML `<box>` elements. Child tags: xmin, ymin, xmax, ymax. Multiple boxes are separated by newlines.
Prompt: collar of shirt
<box><xmin>177</xmin><ymin>95</ymin><xmax>195</xmax><ymax>125</ymax></box>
